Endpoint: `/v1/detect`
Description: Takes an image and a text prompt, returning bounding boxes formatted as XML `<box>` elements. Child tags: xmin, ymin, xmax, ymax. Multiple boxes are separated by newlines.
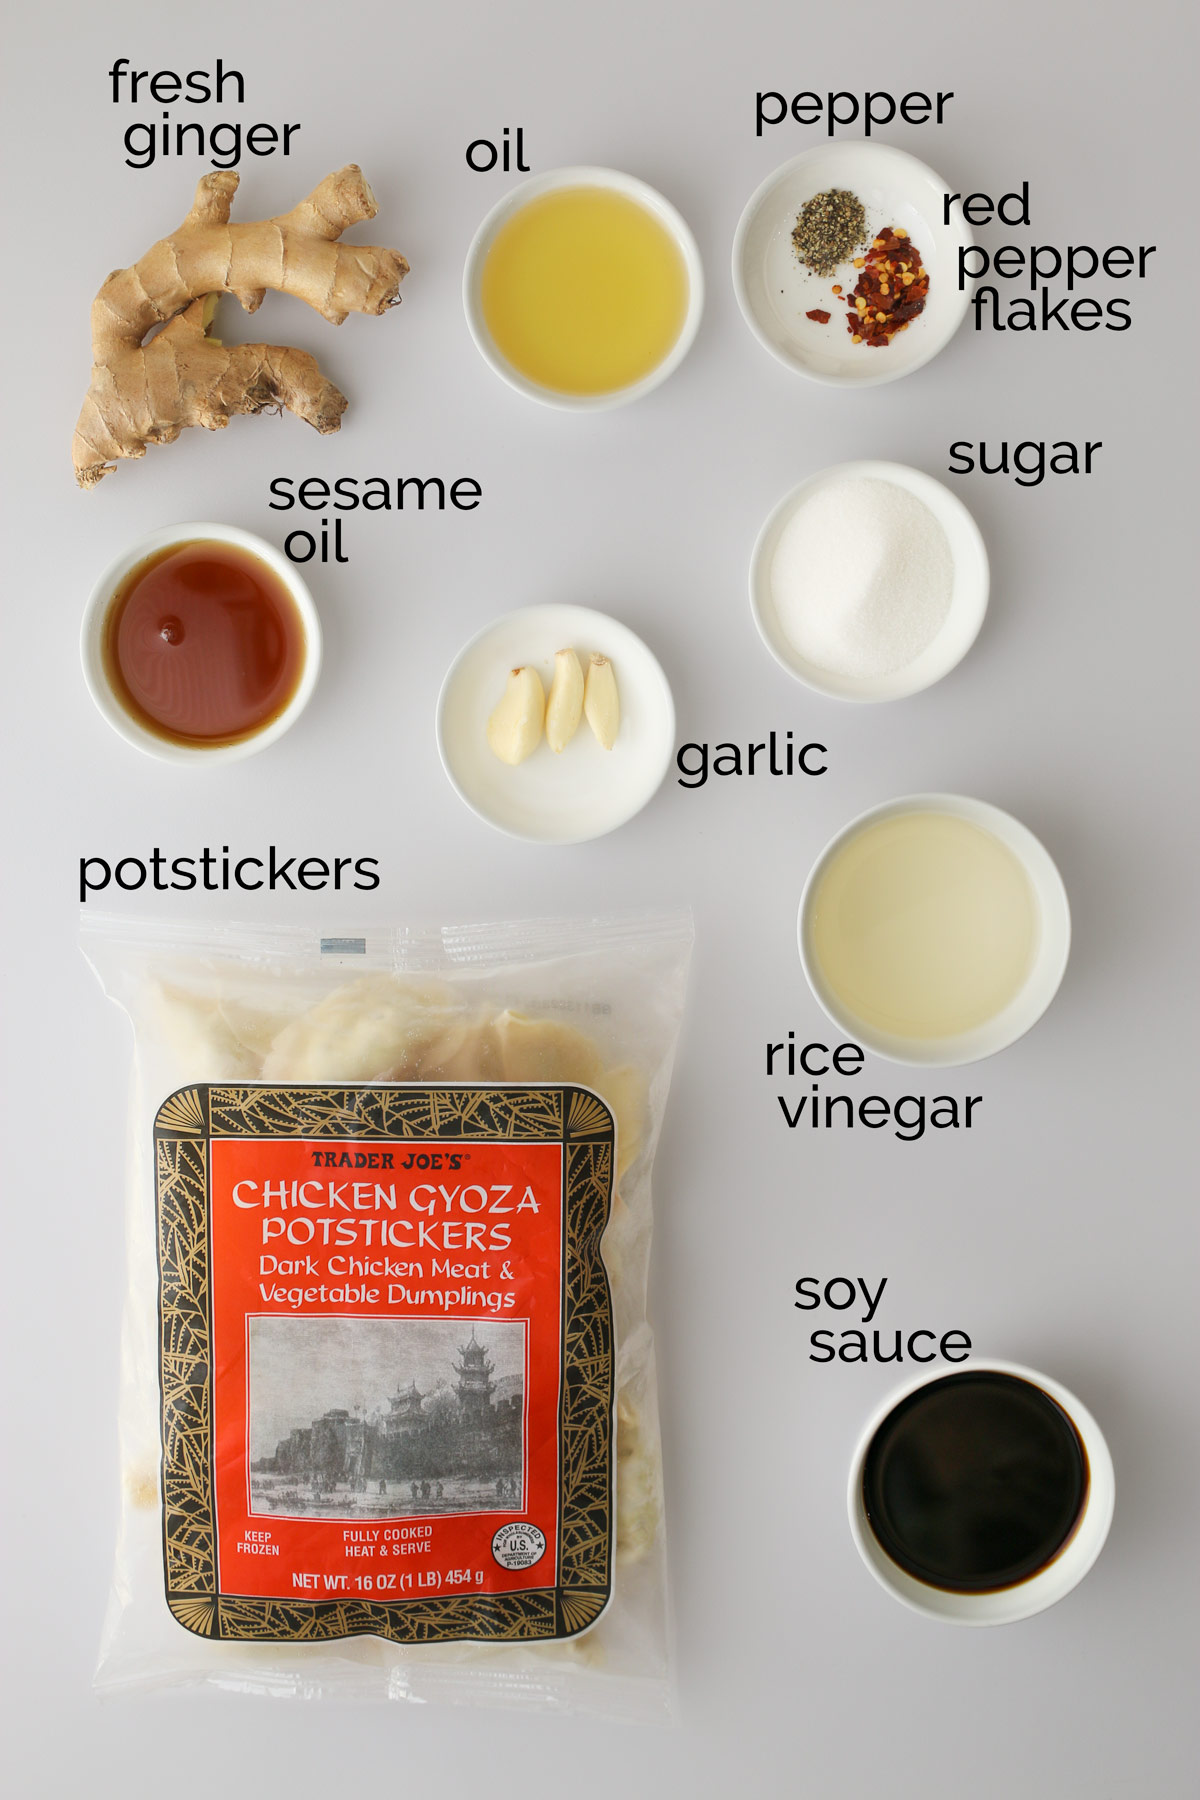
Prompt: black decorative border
<box><xmin>153</xmin><ymin>1083</ymin><xmax>614</xmax><ymax>1645</ymax></box>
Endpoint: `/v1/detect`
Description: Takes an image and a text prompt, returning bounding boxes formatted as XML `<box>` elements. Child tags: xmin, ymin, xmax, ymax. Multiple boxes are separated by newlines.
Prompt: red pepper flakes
<box><xmin>846</xmin><ymin>226</ymin><xmax>929</xmax><ymax>348</ymax></box>
<box><xmin>806</xmin><ymin>308</ymin><xmax>831</xmax><ymax>324</ymax></box>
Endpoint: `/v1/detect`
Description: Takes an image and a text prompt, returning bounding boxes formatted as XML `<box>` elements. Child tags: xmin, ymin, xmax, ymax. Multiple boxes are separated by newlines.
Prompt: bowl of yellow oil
<box><xmin>798</xmin><ymin>795</ymin><xmax>1070</xmax><ymax>1066</ymax></box>
<box><xmin>463</xmin><ymin>167</ymin><xmax>703</xmax><ymax>409</ymax></box>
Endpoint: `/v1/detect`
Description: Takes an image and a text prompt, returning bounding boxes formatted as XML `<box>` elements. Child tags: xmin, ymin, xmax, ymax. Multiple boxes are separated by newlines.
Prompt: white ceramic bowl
<box><xmin>80</xmin><ymin>523</ymin><xmax>321</xmax><ymax>765</ymax></box>
<box><xmin>797</xmin><ymin>794</ymin><xmax>1071</xmax><ymax>1066</ymax></box>
<box><xmin>436</xmin><ymin>603</ymin><xmax>675</xmax><ymax>843</ymax></box>
<box><xmin>848</xmin><ymin>1360</ymin><xmax>1115</xmax><ymax>1625</ymax></box>
<box><xmin>462</xmin><ymin>166</ymin><xmax>704</xmax><ymax>411</ymax></box>
<box><xmin>733</xmin><ymin>141</ymin><xmax>973</xmax><ymax>387</ymax></box>
<box><xmin>750</xmin><ymin>460</ymin><xmax>988</xmax><ymax>702</ymax></box>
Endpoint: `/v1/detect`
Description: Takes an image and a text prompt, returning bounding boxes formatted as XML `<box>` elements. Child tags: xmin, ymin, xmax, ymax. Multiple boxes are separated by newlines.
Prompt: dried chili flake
<box><xmin>846</xmin><ymin>226</ymin><xmax>929</xmax><ymax>348</ymax></box>
<box><xmin>806</xmin><ymin>308</ymin><xmax>831</xmax><ymax>324</ymax></box>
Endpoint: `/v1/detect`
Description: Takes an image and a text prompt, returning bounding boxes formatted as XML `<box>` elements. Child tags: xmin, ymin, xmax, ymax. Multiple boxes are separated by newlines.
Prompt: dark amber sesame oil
<box><xmin>102</xmin><ymin>540</ymin><xmax>305</xmax><ymax>748</ymax></box>
<box><xmin>862</xmin><ymin>1370</ymin><xmax>1089</xmax><ymax>1593</ymax></box>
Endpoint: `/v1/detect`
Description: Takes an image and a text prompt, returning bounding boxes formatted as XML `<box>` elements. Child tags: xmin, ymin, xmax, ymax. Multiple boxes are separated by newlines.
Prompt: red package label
<box><xmin>155</xmin><ymin>1084</ymin><xmax>615</xmax><ymax>1647</ymax></box>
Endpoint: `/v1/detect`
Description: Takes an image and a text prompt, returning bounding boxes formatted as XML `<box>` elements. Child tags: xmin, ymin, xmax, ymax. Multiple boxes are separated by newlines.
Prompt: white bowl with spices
<box><xmin>733</xmin><ymin>140</ymin><xmax>973</xmax><ymax>386</ymax></box>
<box><xmin>749</xmin><ymin>460</ymin><xmax>988</xmax><ymax>702</ymax></box>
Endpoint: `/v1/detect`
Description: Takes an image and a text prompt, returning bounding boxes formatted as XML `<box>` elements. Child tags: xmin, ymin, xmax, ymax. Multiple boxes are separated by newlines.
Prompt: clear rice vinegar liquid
<box><xmin>807</xmin><ymin>811</ymin><xmax>1039</xmax><ymax>1040</ymax></box>
<box><xmin>480</xmin><ymin>186</ymin><xmax>689</xmax><ymax>395</ymax></box>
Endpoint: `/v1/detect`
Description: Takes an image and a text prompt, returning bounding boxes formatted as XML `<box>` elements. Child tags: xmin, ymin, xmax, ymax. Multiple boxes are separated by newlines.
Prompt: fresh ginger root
<box><xmin>73</xmin><ymin>165</ymin><xmax>408</xmax><ymax>488</ymax></box>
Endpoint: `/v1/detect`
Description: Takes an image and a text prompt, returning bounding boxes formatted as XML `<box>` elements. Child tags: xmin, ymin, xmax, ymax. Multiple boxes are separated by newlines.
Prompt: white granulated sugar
<box><xmin>770</xmin><ymin>476</ymin><xmax>954</xmax><ymax>679</ymax></box>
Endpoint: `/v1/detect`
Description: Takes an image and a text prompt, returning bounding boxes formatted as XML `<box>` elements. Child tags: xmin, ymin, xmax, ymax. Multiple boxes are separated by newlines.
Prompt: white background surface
<box><xmin>2</xmin><ymin>1</ymin><xmax>1196</xmax><ymax>1794</ymax></box>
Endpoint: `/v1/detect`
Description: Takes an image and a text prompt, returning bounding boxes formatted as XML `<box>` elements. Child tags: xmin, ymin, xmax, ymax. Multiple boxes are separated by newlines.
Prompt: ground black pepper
<box><xmin>791</xmin><ymin>189</ymin><xmax>868</xmax><ymax>278</ymax></box>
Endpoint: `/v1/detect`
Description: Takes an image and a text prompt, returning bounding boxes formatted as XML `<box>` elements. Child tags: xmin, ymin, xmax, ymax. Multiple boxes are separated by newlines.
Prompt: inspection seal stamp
<box><xmin>492</xmin><ymin>1522</ymin><xmax>547</xmax><ymax>1571</ymax></box>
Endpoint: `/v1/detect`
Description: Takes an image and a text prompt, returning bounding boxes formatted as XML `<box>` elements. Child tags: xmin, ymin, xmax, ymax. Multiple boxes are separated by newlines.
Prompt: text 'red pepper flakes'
<box><xmin>846</xmin><ymin>227</ymin><xmax>929</xmax><ymax>348</ymax></box>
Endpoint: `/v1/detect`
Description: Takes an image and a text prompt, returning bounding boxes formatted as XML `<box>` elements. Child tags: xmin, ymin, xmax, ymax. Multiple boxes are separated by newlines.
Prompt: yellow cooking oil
<box><xmin>480</xmin><ymin>186</ymin><xmax>689</xmax><ymax>395</ymax></box>
<box><xmin>808</xmin><ymin>811</ymin><xmax>1039</xmax><ymax>1040</ymax></box>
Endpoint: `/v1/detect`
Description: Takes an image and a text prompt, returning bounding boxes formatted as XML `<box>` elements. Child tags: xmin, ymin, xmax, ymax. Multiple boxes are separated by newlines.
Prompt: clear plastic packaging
<box><xmin>81</xmin><ymin>909</ymin><xmax>692</xmax><ymax>1719</ymax></box>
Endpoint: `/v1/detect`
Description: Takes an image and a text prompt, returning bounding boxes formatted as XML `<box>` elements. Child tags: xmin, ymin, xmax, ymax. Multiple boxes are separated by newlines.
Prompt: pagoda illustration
<box><xmin>384</xmin><ymin>1379</ymin><xmax>424</xmax><ymax>1437</ymax></box>
<box><xmin>454</xmin><ymin>1328</ymin><xmax>496</xmax><ymax>1425</ymax></box>
<box><xmin>258</xmin><ymin>1327</ymin><xmax>522</xmax><ymax>1499</ymax></box>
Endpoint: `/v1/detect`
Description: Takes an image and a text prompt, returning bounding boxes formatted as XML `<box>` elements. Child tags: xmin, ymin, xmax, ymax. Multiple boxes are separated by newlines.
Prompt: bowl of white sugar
<box><xmin>749</xmin><ymin>461</ymin><xmax>988</xmax><ymax>702</ymax></box>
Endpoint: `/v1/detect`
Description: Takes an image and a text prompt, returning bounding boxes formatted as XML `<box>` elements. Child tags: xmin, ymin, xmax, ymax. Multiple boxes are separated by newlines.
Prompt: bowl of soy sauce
<box><xmin>848</xmin><ymin>1362</ymin><xmax>1114</xmax><ymax>1624</ymax></box>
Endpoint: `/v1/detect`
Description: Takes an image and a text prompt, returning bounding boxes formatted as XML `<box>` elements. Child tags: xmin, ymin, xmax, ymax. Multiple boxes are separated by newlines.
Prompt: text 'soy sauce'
<box><xmin>102</xmin><ymin>541</ymin><xmax>306</xmax><ymax>748</ymax></box>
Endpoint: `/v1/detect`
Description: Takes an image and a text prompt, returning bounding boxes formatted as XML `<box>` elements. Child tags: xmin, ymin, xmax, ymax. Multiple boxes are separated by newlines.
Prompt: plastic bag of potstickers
<box><xmin>80</xmin><ymin>910</ymin><xmax>692</xmax><ymax>1719</ymax></box>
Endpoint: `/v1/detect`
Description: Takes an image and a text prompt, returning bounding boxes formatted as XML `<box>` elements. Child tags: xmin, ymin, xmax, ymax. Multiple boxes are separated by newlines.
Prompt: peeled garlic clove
<box><xmin>545</xmin><ymin>648</ymin><xmax>584</xmax><ymax>753</ymax></box>
<box><xmin>487</xmin><ymin>666</ymin><xmax>545</xmax><ymax>765</ymax></box>
<box><xmin>583</xmin><ymin>653</ymin><xmax>619</xmax><ymax>750</ymax></box>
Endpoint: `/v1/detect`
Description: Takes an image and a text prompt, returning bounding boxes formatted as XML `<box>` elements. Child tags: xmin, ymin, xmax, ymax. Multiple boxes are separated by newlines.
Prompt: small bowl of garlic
<box><xmin>436</xmin><ymin>603</ymin><xmax>675</xmax><ymax>843</ymax></box>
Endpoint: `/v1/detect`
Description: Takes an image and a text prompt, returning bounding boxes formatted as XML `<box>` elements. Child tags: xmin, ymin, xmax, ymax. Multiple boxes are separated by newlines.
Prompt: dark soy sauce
<box><xmin>862</xmin><ymin>1371</ymin><xmax>1089</xmax><ymax>1592</ymax></box>
<box><xmin>102</xmin><ymin>541</ymin><xmax>305</xmax><ymax>747</ymax></box>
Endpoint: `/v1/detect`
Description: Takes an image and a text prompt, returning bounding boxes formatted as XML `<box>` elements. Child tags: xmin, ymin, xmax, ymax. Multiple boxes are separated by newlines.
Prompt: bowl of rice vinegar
<box><xmin>464</xmin><ymin>167</ymin><xmax>703</xmax><ymax>409</ymax></box>
<box><xmin>798</xmin><ymin>794</ymin><xmax>1070</xmax><ymax>1066</ymax></box>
